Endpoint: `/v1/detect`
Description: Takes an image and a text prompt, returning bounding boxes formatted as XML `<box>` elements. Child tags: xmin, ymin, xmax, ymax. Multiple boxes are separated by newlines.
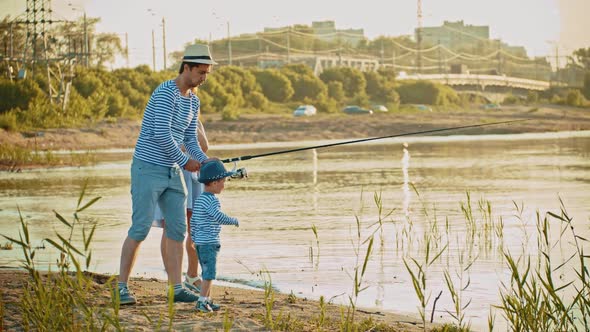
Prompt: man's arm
<box><xmin>184</xmin><ymin>98</ymin><xmax>208</xmax><ymax>163</ymax></box>
<box><xmin>197</xmin><ymin>119</ymin><xmax>209</xmax><ymax>153</ymax></box>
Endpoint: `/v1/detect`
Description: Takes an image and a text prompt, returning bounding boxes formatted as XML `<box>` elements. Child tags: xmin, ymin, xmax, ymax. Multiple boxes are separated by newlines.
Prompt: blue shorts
<box><xmin>129</xmin><ymin>158</ymin><xmax>187</xmax><ymax>242</ymax></box>
<box><xmin>152</xmin><ymin>169</ymin><xmax>203</xmax><ymax>227</ymax></box>
<box><xmin>196</xmin><ymin>244</ymin><xmax>220</xmax><ymax>280</ymax></box>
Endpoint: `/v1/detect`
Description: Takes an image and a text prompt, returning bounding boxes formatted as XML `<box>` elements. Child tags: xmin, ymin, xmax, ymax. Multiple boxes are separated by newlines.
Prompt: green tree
<box><xmin>282</xmin><ymin>64</ymin><xmax>327</xmax><ymax>102</ymax></box>
<box><xmin>73</xmin><ymin>71</ymin><xmax>104</xmax><ymax>98</ymax></box>
<box><xmin>252</xmin><ymin>69</ymin><xmax>294</xmax><ymax>102</ymax></box>
<box><xmin>93</xmin><ymin>33</ymin><xmax>124</xmax><ymax>68</ymax></box>
<box><xmin>584</xmin><ymin>72</ymin><xmax>590</xmax><ymax>100</ymax></box>
<box><xmin>397</xmin><ymin>80</ymin><xmax>458</xmax><ymax>105</ymax></box>
<box><xmin>327</xmin><ymin>81</ymin><xmax>345</xmax><ymax>102</ymax></box>
<box><xmin>319</xmin><ymin>67</ymin><xmax>366</xmax><ymax>99</ymax></box>
<box><xmin>0</xmin><ymin>79</ymin><xmax>45</xmax><ymax>113</ymax></box>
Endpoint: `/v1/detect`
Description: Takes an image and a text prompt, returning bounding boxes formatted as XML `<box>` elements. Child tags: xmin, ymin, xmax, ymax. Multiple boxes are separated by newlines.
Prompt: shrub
<box><xmin>73</xmin><ymin>72</ymin><xmax>104</xmax><ymax>99</ymax></box>
<box><xmin>246</xmin><ymin>91</ymin><xmax>269</xmax><ymax>111</ymax></box>
<box><xmin>0</xmin><ymin>111</ymin><xmax>19</xmax><ymax>131</ymax></box>
<box><xmin>221</xmin><ymin>105</ymin><xmax>240</xmax><ymax>121</ymax></box>
<box><xmin>565</xmin><ymin>89</ymin><xmax>586</xmax><ymax>107</ymax></box>
<box><xmin>314</xmin><ymin>97</ymin><xmax>339</xmax><ymax>114</ymax></box>
<box><xmin>0</xmin><ymin>79</ymin><xmax>45</xmax><ymax>113</ymax></box>
<box><xmin>503</xmin><ymin>95</ymin><xmax>520</xmax><ymax>105</ymax></box>
<box><xmin>396</xmin><ymin>80</ymin><xmax>459</xmax><ymax>105</ymax></box>
<box><xmin>327</xmin><ymin>81</ymin><xmax>345</xmax><ymax>102</ymax></box>
<box><xmin>319</xmin><ymin>67</ymin><xmax>366</xmax><ymax>98</ymax></box>
<box><xmin>526</xmin><ymin>91</ymin><xmax>539</xmax><ymax>104</ymax></box>
<box><xmin>253</xmin><ymin>69</ymin><xmax>294</xmax><ymax>102</ymax></box>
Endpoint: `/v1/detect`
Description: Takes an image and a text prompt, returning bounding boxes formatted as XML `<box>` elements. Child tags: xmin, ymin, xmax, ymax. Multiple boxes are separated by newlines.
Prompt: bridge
<box><xmin>396</xmin><ymin>73</ymin><xmax>550</xmax><ymax>91</ymax></box>
<box><xmin>396</xmin><ymin>73</ymin><xmax>553</xmax><ymax>102</ymax></box>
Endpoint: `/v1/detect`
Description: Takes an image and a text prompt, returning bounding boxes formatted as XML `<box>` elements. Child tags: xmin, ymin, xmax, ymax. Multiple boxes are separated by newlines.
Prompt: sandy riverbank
<box><xmin>0</xmin><ymin>269</ymin><xmax>433</xmax><ymax>331</ymax></box>
<box><xmin>1</xmin><ymin>105</ymin><xmax>589</xmax><ymax>153</ymax></box>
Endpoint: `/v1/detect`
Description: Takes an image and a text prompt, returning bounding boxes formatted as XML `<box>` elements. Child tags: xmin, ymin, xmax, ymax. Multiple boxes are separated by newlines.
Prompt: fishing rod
<box><xmin>222</xmin><ymin>118</ymin><xmax>529</xmax><ymax>166</ymax></box>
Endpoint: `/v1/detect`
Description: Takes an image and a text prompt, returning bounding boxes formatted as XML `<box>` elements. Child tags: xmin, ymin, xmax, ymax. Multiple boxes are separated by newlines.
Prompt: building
<box><xmin>311</xmin><ymin>21</ymin><xmax>365</xmax><ymax>46</ymax></box>
<box><xmin>416</xmin><ymin>20</ymin><xmax>489</xmax><ymax>50</ymax></box>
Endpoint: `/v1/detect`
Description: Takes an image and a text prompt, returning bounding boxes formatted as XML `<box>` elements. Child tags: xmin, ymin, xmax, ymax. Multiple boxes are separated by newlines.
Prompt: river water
<box><xmin>1</xmin><ymin>131</ymin><xmax>589</xmax><ymax>331</ymax></box>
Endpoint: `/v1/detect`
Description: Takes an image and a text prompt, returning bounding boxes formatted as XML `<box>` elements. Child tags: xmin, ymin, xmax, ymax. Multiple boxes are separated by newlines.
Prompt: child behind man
<box><xmin>190</xmin><ymin>158</ymin><xmax>239</xmax><ymax>312</ymax></box>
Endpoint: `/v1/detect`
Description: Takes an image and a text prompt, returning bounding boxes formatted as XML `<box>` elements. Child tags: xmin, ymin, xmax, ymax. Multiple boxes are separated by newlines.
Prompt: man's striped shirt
<box><xmin>190</xmin><ymin>192</ymin><xmax>239</xmax><ymax>245</ymax></box>
<box><xmin>134</xmin><ymin>80</ymin><xmax>207</xmax><ymax>167</ymax></box>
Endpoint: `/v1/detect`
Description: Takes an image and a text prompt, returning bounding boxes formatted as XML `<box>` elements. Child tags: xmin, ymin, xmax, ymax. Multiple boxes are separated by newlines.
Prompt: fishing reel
<box><xmin>229</xmin><ymin>161</ymin><xmax>248</xmax><ymax>180</ymax></box>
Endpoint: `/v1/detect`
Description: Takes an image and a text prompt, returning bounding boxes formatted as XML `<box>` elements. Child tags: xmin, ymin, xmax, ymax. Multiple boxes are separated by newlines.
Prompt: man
<box><xmin>155</xmin><ymin>118</ymin><xmax>209</xmax><ymax>293</ymax></box>
<box><xmin>115</xmin><ymin>44</ymin><xmax>216</xmax><ymax>304</ymax></box>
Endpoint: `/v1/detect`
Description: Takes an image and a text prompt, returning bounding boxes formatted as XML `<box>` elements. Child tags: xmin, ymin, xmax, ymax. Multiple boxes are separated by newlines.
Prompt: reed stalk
<box><xmin>497</xmin><ymin>199</ymin><xmax>589</xmax><ymax>331</ymax></box>
<box><xmin>0</xmin><ymin>181</ymin><xmax>126</xmax><ymax>330</ymax></box>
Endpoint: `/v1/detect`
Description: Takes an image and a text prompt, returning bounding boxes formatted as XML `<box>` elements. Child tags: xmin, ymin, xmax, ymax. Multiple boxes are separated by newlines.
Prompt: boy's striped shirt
<box><xmin>191</xmin><ymin>192</ymin><xmax>239</xmax><ymax>245</ymax></box>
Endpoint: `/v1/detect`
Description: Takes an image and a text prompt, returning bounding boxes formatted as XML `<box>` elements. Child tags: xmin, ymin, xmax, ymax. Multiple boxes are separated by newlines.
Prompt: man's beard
<box><xmin>191</xmin><ymin>80</ymin><xmax>204</xmax><ymax>88</ymax></box>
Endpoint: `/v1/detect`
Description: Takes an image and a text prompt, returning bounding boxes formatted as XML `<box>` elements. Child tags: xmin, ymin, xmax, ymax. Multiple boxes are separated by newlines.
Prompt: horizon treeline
<box><xmin>0</xmin><ymin>63</ymin><xmax>470</xmax><ymax>130</ymax></box>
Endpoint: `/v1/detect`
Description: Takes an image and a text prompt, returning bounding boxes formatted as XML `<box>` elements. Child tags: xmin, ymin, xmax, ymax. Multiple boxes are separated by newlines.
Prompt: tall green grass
<box><xmin>497</xmin><ymin>198</ymin><xmax>589</xmax><ymax>331</ymax></box>
<box><xmin>0</xmin><ymin>181</ymin><xmax>122</xmax><ymax>330</ymax></box>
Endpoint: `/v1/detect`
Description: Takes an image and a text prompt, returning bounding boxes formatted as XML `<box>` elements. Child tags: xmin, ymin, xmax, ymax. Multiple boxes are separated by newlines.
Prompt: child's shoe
<box><xmin>196</xmin><ymin>299</ymin><xmax>213</xmax><ymax>313</ymax></box>
<box><xmin>208</xmin><ymin>300</ymin><xmax>221</xmax><ymax>311</ymax></box>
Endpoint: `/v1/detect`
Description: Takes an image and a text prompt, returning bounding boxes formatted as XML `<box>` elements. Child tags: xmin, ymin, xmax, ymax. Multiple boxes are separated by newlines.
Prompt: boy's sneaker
<box><xmin>196</xmin><ymin>299</ymin><xmax>213</xmax><ymax>313</ymax></box>
<box><xmin>183</xmin><ymin>276</ymin><xmax>201</xmax><ymax>294</ymax></box>
<box><xmin>116</xmin><ymin>287</ymin><xmax>137</xmax><ymax>305</ymax></box>
<box><xmin>173</xmin><ymin>288</ymin><xmax>199</xmax><ymax>303</ymax></box>
<box><xmin>208</xmin><ymin>300</ymin><xmax>221</xmax><ymax>311</ymax></box>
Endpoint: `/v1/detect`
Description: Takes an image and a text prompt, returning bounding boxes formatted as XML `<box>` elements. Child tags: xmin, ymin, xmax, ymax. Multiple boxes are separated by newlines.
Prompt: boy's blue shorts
<box><xmin>197</xmin><ymin>244</ymin><xmax>221</xmax><ymax>280</ymax></box>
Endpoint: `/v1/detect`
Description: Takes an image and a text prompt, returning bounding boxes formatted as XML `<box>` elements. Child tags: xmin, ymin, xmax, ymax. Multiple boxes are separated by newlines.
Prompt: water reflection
<box><xmin>0</xmin><ymin>132</ymin><xmax>589</xmax><ymax>331</ymax></box>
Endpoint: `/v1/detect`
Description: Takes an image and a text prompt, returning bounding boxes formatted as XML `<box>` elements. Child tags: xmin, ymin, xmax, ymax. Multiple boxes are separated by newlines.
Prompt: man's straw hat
<box><xmin>182</xmin><ymin>43</ymin><xmax>217</xmax><ymax>65</ymax></box>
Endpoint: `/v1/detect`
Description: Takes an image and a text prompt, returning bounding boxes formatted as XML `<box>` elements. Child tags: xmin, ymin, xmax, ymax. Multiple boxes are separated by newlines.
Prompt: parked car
<box><xmin>293</xmin><ymin>105</ymin><xmax>317</xmax><ymax>117</ymax></box>
<box><xmin>342</xmin><ymin>105</ymin><xmax>373</xmax><ymax>115</ymax></box>
<box><xmin>480</xmin><ymin>103</ymin><xmax>501</xmax><ymax>110</ymax></box>
<box><xmin>372</xmin><ymin>104</ymin><xmax>389</xmax><ymax>112</ymax></box>
<box><xmin>408</xmin><ymin>104</ymin><xmax>432</xmax><ymax>112</ymax></box>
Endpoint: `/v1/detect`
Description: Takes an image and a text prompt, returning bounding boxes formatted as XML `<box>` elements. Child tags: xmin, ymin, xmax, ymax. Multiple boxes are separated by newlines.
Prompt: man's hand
<box><xmin>184</xmin><ymin>159</ymin><xmax>201</xmax><ymax>172</ymax></box>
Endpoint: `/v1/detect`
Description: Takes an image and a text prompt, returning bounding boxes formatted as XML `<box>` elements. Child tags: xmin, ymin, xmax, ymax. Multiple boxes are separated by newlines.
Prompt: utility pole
<box><xmin>209</xmin><ymin>32</ymin><xmax>212</xmax><ymax>53</ymax></box>
<box><xmin>151</xmin><ymin>29</ymin><xmax>156</xmax><ymax>71</ymax></box>
<box><xmin>438</xmin><ymin>40</ymin><xmax>442</xmax><ymax>74</ymax></box>
<box><xmin>555</xmin><ymin>45</ymin><xmax>560</xmax><ymax>84</ymax></box>
<box><xmin>9</xmin><ymin>22</ymin><xmax>14</xmax><ymax>59</ymax></box>
<box><xmin>416</xmin><ymin>0</ymin><xmax>423</xmax><ymax>74</ymax></box>
<box><xmin>498</xmin><ymin>39</ymin><xmax>502</xmax><ymax>75</ymax></box>
<box><xmin>83</xmin><ymin>11</ymin><xmax>88</xmax><ymax>67</ymax></box>
<box><xmin>3</xmin><ymin>31</ymin><xmax>7</xmax><ymax>57</ymax></box>
<box><xmin>162</xmin><ymin>17</ymin><xmax>167</xmax><ymax>70</ymax></box>
<box><xmin>227</xmin><ymin>21</ymin><xmax>232</xmax><ymax>66</ymax></box>
<box><xmin>380</xmin><ymin>39</ymin><xmax>384</xmax><ymax>67</ymax></box>
<box><xmin>286</xmin><ymin>26</ymin><xmax>291</xmax><ymax>64</ymax></box>
<box><xmin>125</xmin><ymin>32</ymin><xmax>129</xmax><ymax>68</ymax></box>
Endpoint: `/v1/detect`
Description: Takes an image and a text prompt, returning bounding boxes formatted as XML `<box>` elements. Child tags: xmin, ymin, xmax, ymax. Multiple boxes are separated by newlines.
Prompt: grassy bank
<box><xmin>0</xmin><ymin>143</ymin><xmax>97</xmax><ymax>171</ymax></box>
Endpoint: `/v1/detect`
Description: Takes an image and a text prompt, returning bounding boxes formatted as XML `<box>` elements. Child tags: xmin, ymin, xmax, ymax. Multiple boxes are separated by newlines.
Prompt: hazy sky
<box><xmin>2</xmin><ymin>0</ymin><xmax>588</xmax><ymax>69</ymax></box>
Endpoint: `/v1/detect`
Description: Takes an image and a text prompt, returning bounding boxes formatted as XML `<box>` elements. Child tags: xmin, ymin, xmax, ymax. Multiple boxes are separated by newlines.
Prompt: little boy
<box><xmin>190</xmin><ymin>158</ymin><xmax>239</xmax><ymax>312</ymax></box>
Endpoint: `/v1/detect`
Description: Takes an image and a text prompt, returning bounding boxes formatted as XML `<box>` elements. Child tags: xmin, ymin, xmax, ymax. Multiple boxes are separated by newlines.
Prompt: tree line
<box><xmin>0</xmin><ymin>62</ymin><xmax>470</xmax><ymax>130</ymax></box>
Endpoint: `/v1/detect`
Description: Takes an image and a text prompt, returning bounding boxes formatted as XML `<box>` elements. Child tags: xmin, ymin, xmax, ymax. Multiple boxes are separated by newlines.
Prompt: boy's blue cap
<box><xmin>198</xmin><ymin>159</ymin><xmax>236</xmax><ymax>183</ymax></box>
